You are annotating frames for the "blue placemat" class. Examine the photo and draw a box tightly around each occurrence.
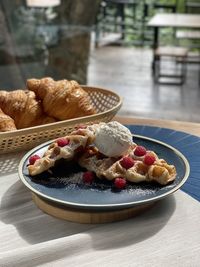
[126,125,200,202]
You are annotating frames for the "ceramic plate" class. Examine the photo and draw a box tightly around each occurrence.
[18,134,190,211]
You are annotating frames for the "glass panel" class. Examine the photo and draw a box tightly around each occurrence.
[0,0,100,89]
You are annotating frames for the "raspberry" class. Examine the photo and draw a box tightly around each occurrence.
[29,155,40,165]
[114,177,126,189]
[134,146,147,157]
[120,157,134,169]
[56,138,70,147]
[82,171,95,184]
[144,154,156,165]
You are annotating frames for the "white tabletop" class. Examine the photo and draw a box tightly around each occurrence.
[148,13,200,28]
[0,151,200,267]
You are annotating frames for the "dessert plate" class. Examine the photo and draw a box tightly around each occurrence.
[18,134,190,211]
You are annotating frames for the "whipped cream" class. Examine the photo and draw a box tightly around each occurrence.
[94,121,133,157]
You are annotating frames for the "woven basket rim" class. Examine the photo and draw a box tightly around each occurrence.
[0,85,122,138]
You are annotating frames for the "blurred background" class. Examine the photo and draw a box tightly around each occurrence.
[0,0,200,122]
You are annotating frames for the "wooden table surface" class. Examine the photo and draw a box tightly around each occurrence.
[148,13,200,28]
[115,116,200,136]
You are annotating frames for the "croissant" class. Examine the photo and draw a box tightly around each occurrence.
[0,108,17,132]
[26,77,96,120]
[0,90,56,129]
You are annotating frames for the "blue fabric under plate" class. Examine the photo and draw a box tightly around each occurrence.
[126,125,200,202]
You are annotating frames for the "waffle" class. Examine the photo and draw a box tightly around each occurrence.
[28,125,97,176]
[79,146,176,185]
[28,122,176,186]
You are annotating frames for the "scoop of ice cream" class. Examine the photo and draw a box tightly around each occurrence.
[94,121,133,157]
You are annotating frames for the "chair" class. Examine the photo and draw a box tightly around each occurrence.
[142,0,178,47]
[153,1,178,13]
[185,0,200,13]
[95,0,138,47]
[154,46,188,85]
[177,1,200,50]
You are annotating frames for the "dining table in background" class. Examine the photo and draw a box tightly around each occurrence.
[147,13,200,73]
[0,116,200,266]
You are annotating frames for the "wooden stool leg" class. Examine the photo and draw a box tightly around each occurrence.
[154,56,160,84]
[199,61,200,86]
[182,57,187,85]
[178,56,187,85]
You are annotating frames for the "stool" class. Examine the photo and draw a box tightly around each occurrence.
[154,46,188,85]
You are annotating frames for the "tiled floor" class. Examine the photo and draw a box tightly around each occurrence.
[88,46,200,122]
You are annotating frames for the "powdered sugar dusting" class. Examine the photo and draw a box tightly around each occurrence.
[54,173,82,185]
[35,171,168,197]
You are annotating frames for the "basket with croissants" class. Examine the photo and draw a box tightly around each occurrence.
[0,77,100,131]
[0,77,122,153]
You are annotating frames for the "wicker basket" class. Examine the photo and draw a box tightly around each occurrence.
[0,86,122,154]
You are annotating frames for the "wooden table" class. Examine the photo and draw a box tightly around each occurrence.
[116,116,200,136]
[147,13,200,72]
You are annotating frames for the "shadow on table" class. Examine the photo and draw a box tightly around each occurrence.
[0,181,96,244]
[1,180,176,250]
[88,195,176,250]
[0,152,25,175]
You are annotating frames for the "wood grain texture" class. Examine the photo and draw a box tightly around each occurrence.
[115,116,200,136]
[32,193,155,224]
